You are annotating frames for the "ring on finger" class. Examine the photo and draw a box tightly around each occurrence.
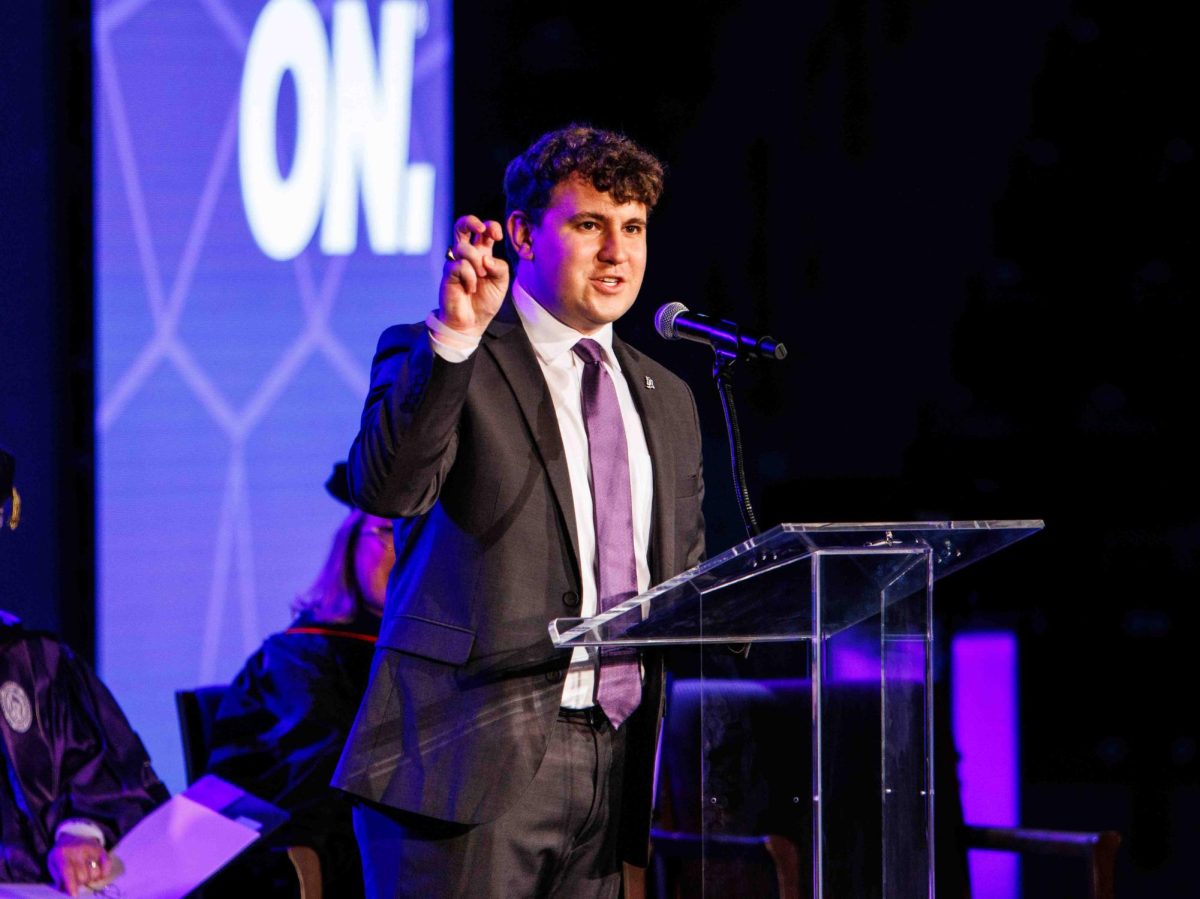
[87,859,100,872]
[445,247,457,262]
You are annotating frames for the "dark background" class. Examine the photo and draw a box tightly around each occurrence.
[3,1,1195,894]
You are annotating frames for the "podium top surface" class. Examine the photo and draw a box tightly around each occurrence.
[549,519,1043,647]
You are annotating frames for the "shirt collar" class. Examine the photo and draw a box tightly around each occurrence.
[512,278,620,371]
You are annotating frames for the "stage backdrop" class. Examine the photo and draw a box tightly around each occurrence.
[95,0,450,790]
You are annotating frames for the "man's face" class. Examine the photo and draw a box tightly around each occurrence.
[507,175,648,334]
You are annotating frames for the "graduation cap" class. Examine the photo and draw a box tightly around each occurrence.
[324,462,353,508]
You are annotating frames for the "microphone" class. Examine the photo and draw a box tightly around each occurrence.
[654,302,787,360]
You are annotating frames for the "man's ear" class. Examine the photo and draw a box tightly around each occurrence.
[506,211,534,261]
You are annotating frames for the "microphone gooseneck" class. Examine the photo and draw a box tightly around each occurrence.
[654,302,787,540]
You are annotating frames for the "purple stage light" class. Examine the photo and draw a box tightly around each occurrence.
[953,631,1020,898]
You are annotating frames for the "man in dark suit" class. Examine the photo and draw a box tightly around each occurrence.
[333,124,706,898]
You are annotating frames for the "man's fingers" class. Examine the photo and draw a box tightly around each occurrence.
[439,213,508,332]
[459,217,502,244]
[451,215,488,255]
[476,219,504,250]
[480,253,508,282]
[451,214,486,244]
[444,258,478,297]
[445,253,508,295]
[450,216,504,263]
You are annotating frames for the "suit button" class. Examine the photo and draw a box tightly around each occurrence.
[562,590,580,608]
[546,669,564,684]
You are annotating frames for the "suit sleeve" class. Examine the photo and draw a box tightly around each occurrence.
[348,325,477,518]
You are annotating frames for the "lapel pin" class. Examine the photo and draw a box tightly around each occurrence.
[644,376,656,389]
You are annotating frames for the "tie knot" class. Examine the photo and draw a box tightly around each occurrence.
[572,338,605,366]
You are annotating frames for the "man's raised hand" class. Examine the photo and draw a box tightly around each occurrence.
[438,216,510,334]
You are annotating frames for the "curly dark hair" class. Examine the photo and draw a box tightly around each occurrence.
[503,123,666,225]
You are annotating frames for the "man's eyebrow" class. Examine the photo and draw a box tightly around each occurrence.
[566,211,648,227]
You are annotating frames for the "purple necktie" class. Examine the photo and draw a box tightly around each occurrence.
[572,338,641,728]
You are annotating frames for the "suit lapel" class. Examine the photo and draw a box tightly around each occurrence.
[483,304,582,583]
[614,338,676,586]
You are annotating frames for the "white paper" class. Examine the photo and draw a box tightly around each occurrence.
[1,778,266,899]
[99,792,260,899]
[0,885,68,898]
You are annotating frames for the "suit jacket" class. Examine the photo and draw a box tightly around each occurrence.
[332,302,705,864]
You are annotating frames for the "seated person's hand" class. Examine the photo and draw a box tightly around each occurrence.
[47,833,112,896]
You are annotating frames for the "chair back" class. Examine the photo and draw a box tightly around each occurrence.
[174,685,229,784]
[658,677,813,837]
[653,677,814,899]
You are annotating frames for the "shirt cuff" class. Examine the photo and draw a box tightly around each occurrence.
[55,818,107,848]
[425,311,481,362]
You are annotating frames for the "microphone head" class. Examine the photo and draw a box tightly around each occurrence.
[654,302,688,340]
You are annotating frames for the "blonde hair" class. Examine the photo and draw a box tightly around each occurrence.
[291,509,369,623]
[2,487,19,531]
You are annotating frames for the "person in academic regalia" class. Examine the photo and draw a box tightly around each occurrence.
[202,463,392,898]
[1,444,169,896]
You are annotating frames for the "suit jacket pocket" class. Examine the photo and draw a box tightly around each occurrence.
[378,614,475,665]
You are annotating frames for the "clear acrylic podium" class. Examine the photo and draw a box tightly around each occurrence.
[550,520,1042,898]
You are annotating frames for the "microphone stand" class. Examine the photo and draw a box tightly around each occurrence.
[712,348,761,540]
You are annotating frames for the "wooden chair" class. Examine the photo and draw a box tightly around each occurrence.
[964,825,1121,899]
[646,678,1121,898]
[645,830,803,899]
[647,678,811,898]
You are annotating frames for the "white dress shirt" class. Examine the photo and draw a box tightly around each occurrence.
[425,280,653,707]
